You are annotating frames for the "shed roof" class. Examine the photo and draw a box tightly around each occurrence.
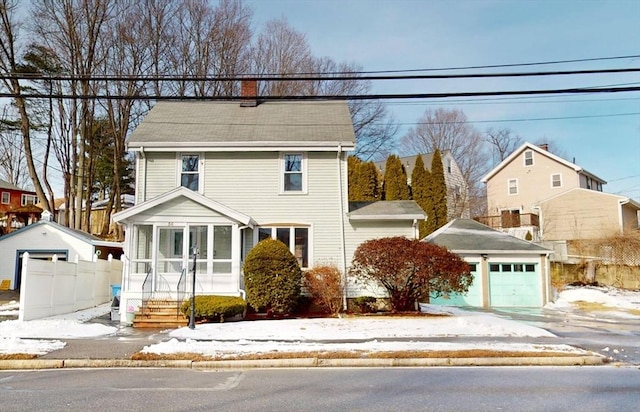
[423,218,551,254]
[0,219,122,247]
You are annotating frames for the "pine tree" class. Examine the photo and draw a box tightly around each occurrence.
[427,149,448,234]
[382,155,410,200]
[411,155,429,238]
[359,161,381,201]
[347,156,361,201]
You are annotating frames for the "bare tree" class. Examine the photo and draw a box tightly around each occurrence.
[486,128,523,167]
[401,108,489,217]
[0,0,53,212]
[0,107,30,187]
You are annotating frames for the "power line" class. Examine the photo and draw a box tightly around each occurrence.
[1,67,639,82]
[1,86,639,101]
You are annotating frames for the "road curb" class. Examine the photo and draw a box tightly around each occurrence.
[0,355,606,370]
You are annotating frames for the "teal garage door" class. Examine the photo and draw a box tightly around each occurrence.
[489,263,540,307]
[431,263,482,306]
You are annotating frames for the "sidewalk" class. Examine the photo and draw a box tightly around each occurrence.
[0,310,607,370]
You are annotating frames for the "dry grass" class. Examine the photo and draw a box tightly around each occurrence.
[572,300,640,316]
[0,353,38,360]
[127,348,579,362]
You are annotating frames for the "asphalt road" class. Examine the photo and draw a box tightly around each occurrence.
[1,366,639,411]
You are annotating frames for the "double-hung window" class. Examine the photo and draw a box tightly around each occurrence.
[524,150,534,166]
[21,194,37,206]
[281,153,306,193]
[551,173,562,188]
[508,179,518,195]
[1,192,9,204]
[180,154,200,191]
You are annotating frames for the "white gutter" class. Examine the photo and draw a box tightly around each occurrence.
[337,144,348,311]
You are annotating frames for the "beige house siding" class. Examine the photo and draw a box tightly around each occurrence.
[621,203,640,232]
[486,149,579,216]
[539,189,625,240]
[142,152,178,200]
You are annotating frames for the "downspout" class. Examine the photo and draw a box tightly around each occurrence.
[337,144,348,312]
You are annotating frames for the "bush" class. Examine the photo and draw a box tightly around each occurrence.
[243,238,302,315]
[303,264,344,314]
[180,295,246,322]
[349,236,472,312]
[351,296,377,314]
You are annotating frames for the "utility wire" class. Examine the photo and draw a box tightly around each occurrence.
[2,67,639,82]
[1,85,638,100]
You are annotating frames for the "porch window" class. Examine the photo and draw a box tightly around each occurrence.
[1,192,9,204]
[189,225,208,273]
[132,225,153,273]
[257,226,309,268]
[181,154,200,191]
[213,226,232,273]
[158,227,183,273]
[281,153,306,193]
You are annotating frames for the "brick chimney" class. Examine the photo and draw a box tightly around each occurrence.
[539,143,549,151]
[240,79,258,107]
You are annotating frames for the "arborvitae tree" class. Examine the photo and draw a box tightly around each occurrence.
[426,149,448,234]
[411,155,429,238]
[347,155,362,201]
[382,155,410,200]
[358,161,381,201]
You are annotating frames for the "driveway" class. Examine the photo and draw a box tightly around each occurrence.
[479,306,640,365]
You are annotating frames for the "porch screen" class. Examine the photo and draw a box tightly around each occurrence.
[132,225,152,273]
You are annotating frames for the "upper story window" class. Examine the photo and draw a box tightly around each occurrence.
[524,150,534,166]
[551,173,562,188]
[508,178,518,195]
[446,158,452,174]
[281,153,306,193]
[180,154,200,191]
[1,192,9,204]
[21,194,37,206]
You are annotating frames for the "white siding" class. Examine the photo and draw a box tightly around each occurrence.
[145,152,178,200]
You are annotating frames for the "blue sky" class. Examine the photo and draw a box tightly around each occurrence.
[246,0,640,201]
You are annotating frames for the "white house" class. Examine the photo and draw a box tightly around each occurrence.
[113,81,425,322]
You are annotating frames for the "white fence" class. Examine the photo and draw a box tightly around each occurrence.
[18,252,123,321]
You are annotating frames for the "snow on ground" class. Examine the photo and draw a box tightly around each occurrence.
[546,285,640,318]
[1,286,637,356]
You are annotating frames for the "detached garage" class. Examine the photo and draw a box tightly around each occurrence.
[423,219,552,307]
[0,218,122,290]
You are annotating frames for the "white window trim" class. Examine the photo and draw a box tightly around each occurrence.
[523,150,534,167]
[1,192,9,204]
[255,225,312,268]
[20,194,37,206]
[177,152,204,193]
[279,152,308,194]
[551,173,562,188]
[507,178,518,195]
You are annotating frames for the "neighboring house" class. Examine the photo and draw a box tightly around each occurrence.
[0,213,123,291]
[89,194,135,237]
[113,81,425,322]
[537,188,640,241]
[0,179,41,235]
[374,151,469,220]
[480,142,609,240]
[424,218,552,307]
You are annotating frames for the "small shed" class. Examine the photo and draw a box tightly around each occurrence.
[423,218,552,307]
[0,220,122,290]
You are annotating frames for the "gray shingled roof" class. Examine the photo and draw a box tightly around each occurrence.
[424,218,551,254]
[348,201,426,220]
[0,179,30,191]
[127,101,356,149]
[374,151,452,176]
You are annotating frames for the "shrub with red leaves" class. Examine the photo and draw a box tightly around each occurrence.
[303,264,343,315]
[349,236,472,312]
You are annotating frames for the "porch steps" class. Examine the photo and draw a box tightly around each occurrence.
[132,299,189,328]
